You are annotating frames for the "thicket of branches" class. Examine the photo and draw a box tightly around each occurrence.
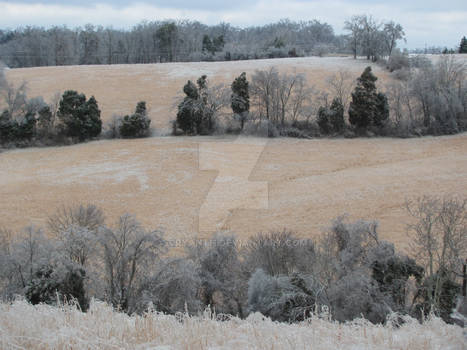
[0,197,465,325]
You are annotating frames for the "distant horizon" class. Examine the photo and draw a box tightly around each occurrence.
[1,0,466,50]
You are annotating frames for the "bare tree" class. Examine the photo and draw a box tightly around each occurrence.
[98,214,166,312]
[243,230,315,277]
[344,15,364,59]
[187,234,245,316]
[0,80,28,120]
[383,21,405,57]
[251,68,313,126]
[47,204,105,237]
[135,257,202,314]
[406,196,467,314]
[325,70,355,113]
[0,226,51,298]
[251,67,279,121]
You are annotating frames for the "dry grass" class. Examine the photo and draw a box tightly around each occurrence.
[0,300,464,350]
[0,134,466,254]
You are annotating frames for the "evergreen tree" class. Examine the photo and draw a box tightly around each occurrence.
[176,76,214,135]
[374,92,389,127]
[85,96,102,138]
[318,98,345,135]
[0,109,36,143]
[0,110,14,142]
[57,90,102,141]
[349,67,389,131]
[25,264,89,312]
[202,35,214,55]
[176,81,199,134]
[119,101,151,138]
[231,72,250,130]
[213,35,225,52]
[459,36,467,53]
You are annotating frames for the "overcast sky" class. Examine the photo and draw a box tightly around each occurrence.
[1,0,466,49]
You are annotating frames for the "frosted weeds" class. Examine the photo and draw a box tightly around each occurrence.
[0,300,464,350]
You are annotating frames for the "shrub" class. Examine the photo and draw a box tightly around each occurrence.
[25,264,89,312]
[386,50,410,73]
[317,98,345,135]
[0,109,36,144]
[247,269,321,322]
[119,101,151,138]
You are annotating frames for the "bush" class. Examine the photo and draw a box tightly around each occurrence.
[119,101,151,138]
[317,98,345,135]
[386,50,410,73]
[25,264,89,312]
[247,269,323,322]
[0,109,36,144]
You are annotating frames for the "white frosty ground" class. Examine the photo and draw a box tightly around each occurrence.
[0,300,464,350]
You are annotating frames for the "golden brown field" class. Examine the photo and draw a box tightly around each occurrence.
[2,57,466,253]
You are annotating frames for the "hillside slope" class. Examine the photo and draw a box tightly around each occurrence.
[1,134,466,252]
[5,56,391,131]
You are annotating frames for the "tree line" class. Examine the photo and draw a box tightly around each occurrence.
[0,15,409,68]
[174,55,467,138]
[0,196,465,326]
[1,54,466,148]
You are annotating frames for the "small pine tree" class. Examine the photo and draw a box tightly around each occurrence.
[0,110,14,142]
[349,67,389,131]
[202,35,214,54]
[0,109,36,143]
[374,92,389,127]
[459,36,467,53]
[317,98,345,135]
[25,264,89,312]
[85,96,102,138]
[231,72,250,130]
[177,81,198,134]
[119,101,151,138]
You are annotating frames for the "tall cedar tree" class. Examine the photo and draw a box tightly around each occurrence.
[459,36,467,53]
[231,72,250,130]
[57,90,102,141]
[349,67,389,131]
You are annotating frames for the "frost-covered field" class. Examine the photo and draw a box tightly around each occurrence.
[0,300,464,350]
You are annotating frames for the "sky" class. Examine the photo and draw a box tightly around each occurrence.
[0,0,466,49]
